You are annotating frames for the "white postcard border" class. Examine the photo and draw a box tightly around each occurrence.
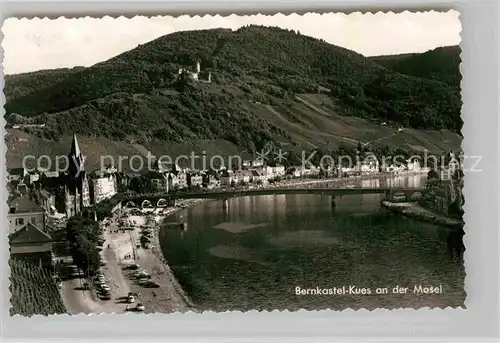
[1,1,499,342]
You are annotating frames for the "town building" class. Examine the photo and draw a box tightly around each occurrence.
[203,174,220,189]
[220,170,237,186]
[8,197,46,235]
[90,174,118,204]
[242,160,252,168]
[177,170,188,189]
[27,171,41,185]
[250,169,268,185]
[251,159,264,168]
[407,158,422,172]
[383,164,406,174]
[7,167,27,183]
[235,170,251,184]
[42,170,60,179]
[286,167,302,178]
[9,222,53,268]
[272,165,286,177]
[150,172,169,192]
[187,172,204,188]
[360,155,380,174]
[38,189,56,213]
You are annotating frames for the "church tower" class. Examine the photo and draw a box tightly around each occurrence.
[68,134,84,177]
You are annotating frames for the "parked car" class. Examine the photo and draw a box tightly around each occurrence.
[143,281,160,288]
[127,295,135,304]
[99,284,111,292]
[124,264,139,270]
[100,293,112,301]
[135,303,145,311]
[134,270,149,278]
[95,276,105,283]
[138,278,151,286]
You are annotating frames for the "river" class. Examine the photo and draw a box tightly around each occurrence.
[159,174,465,311]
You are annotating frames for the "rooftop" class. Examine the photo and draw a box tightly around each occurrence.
[8,197,45,214]
[8,168,26,176]
[9,222,52,244]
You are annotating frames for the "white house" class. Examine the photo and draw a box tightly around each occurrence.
[250,170,268,185]
[91,175,118,204]
[220,170,237,186]
[188,173,204,187]
[360,156,380,174]
[203,175,220,189]
[8,197,46,235]
[384,164,406,174]
[287,167,302,178]
[272,165,286,177]
[407,158,422,172]
[252,159,264,168]
[235,170,251,184]
[167,170,188,190]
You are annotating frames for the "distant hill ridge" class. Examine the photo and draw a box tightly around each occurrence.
[4,26,462,161]
[370,46,461,87]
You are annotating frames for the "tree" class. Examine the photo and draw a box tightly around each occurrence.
[427,169,440,180]
[65,215,102,276]
[129,175,154,194]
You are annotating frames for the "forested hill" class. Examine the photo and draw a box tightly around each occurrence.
[370,46,461,88]
[5,26,462,156]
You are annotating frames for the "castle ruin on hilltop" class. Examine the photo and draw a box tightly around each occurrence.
[177,61,212,83]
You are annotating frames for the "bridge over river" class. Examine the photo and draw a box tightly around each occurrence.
[123,187,427,209]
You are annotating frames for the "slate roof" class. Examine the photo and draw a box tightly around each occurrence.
[8,197,45,214]
[9,168,26,177]
[39,189,53,199]
[9,222,52,244]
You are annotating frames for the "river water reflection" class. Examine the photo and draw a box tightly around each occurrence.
[159,174,465,311]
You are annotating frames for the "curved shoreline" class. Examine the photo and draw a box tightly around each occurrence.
[150,222,197,311]
[150,199,207,311]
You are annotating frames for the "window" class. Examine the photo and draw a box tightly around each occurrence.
[15,218,24,226]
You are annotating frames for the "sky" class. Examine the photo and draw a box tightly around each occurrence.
[2,10,461,75]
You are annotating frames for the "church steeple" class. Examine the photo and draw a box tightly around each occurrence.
[68,134,84,177]
[69,134,81,158]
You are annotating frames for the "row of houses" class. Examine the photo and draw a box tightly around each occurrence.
[148,163,287,192]
[145,157,432,193]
